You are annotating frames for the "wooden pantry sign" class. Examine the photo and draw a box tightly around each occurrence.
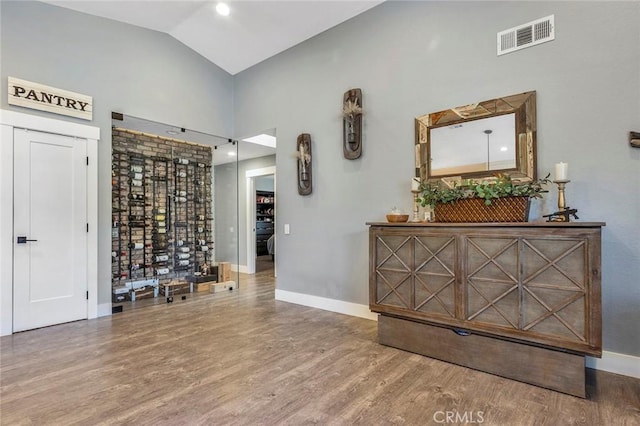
[8,77,93,121]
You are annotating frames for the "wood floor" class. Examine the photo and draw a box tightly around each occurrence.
[1,271,639,425]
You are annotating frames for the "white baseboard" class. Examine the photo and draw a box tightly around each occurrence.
[97,303,112,317]
[274,289,378,321]
[232,264,250,274]
[274,289,639,379]
[587,351,640,379]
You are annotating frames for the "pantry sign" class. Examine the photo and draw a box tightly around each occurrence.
[8,77,93,121]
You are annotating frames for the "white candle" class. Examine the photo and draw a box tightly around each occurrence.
[411,177,420,192]
[555,162,568,181]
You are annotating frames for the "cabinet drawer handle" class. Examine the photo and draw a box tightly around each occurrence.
[453,328,471,336]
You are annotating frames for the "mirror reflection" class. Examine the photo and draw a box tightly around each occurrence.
[430,113,516,176]
[415,91,537,183]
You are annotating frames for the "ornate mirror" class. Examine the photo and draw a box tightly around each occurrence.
[415,91,536,183]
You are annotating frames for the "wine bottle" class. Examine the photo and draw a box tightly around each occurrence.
[128,172,143,180]
[155,214,165,221]
[176,170,187,178]
[197,246,209,252]
[178,260,190,266]
[174,158,189,165]
[130,165,143,173]
[128,242,143,249]
[175,196,187,203]
[175,190,186,197]
[156,267,169,275]
[179,247,190,253]
[130,179,143,187]
[177,253,190,260]
[156,221,166,228]
[155,254,169,262]
[176,239,184,247]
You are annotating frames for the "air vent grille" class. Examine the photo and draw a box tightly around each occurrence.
[498,15,555,56]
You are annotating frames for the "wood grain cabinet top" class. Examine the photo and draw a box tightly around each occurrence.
[368,222,605,357]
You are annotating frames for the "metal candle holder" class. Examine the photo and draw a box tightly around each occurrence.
[544,180,579,222]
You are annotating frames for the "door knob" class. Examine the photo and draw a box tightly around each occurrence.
[17,236,38,244]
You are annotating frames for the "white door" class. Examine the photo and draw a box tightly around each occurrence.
[13,128,88,332]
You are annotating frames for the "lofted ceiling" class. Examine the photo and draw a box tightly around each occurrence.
[39,0,383,164]
[40,0,385,75]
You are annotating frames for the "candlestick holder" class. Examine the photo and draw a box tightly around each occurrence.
[543,180,579,222]
[411,190,421,222]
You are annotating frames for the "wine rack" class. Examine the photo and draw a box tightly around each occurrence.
[111,131,214,303]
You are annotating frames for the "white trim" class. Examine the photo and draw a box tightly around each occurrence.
[98,303,112,317]
[231,263,250,274]
[0,109,99,139]
[87,138,98,319]
[0,124,15,336]
[275,289,379,321]
[0,109,100,335]
[245,166,276,275]
[587,351,640,379]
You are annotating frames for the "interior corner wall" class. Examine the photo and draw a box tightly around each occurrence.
[0,1,234,306]
[233,1,640,357]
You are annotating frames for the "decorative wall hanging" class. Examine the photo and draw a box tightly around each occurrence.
[296,133,312,195]
[342,88,363,160]
[630,131,640,148]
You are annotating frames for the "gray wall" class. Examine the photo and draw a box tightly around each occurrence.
[0,1,234,304]
[256,175,275,192]
[214,155,276,267]
[233,1,640,356]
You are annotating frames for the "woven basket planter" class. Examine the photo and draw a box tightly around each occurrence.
[434,196,531,223]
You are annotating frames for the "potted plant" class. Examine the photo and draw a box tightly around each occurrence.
[418,173,551,222]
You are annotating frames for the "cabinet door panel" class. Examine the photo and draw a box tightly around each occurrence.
[464,236,520,329]
[374,234,412,309]
[414,235,456,318]
[521,237,587,343]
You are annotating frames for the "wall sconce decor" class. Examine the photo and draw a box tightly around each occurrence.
[342,88,363,160]
[630,131,640,148]
[296,133,312,195]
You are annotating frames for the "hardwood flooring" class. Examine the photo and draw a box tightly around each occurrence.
[1,271,639,425]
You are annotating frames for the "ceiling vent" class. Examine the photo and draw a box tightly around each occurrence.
[497,15,555,56]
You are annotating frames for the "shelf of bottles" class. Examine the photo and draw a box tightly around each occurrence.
[111,151,127,283]
[152,157,170,277]
[173,158,192,274]
[112,150,214,293]
[194,162,213,270]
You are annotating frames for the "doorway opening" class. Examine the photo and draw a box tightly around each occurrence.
[246,166,276,276]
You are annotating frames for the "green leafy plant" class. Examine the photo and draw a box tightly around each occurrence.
[418,173,551,208]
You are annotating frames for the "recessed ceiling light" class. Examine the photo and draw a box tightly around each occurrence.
[167,130,179,135]
[243,134,276,148]
[500,146,508,152]
[227,151,236,156]
[216,2,230,16]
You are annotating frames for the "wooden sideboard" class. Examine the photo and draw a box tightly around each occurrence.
[368,222,605,398]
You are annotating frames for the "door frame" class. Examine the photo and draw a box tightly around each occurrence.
[0,110,99,336]
[245,166,276,275]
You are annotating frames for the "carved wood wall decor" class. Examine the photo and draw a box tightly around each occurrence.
[296,133,312,195]
[630,131,640,148]
[342,88,363,160]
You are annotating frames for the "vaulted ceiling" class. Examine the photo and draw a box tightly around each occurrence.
[40,0,385,75]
